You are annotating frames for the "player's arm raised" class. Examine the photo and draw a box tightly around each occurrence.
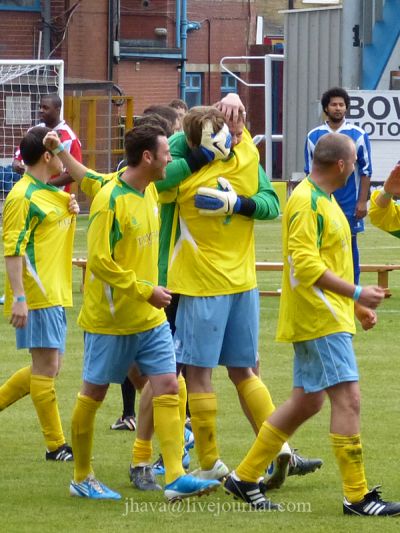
[43,131,88,185]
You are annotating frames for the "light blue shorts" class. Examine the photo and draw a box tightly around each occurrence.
[174,289,259,368]
[293,333,359,393]
[82,321,176,385]
[16,306,67,353]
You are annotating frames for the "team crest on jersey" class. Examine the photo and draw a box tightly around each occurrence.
[130,216,140,228]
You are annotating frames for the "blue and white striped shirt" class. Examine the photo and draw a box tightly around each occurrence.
[304,120,372,233]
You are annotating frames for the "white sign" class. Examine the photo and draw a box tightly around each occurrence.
[347,90,400,140]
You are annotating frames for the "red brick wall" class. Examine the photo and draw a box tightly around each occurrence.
[116,61,180,114]
[120,0,178,47]
[0,0,256,115]
[65,0,108,80]
[0,11,41,58]
[116,0,255,111]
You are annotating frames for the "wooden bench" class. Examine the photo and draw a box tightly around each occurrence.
[256,261,400,297]
[73,258,400,297]
[72,258,87,291]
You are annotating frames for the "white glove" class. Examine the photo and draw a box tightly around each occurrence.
[195,177,239,216]
[199,122,232,162]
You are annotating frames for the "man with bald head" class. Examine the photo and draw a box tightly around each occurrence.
[224,133,400,516]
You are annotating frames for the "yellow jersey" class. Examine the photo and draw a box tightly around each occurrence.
[276,178,355,342]
[77,176,165,335]
[162,129,260,296]
[2,173,75,313]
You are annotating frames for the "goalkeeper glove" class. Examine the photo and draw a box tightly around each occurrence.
[199,122,232,162]
[195,177,241,216]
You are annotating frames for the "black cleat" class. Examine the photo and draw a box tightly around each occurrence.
[46,443,73,462]
[225,472,282,511]
[288,449,323,477]
[129,465,162,491]
[110,415,136,431]
[343,486,400,517]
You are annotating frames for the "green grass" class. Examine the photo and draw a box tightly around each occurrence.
[1,215,400,532]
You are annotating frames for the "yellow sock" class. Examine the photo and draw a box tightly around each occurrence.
[236,376,276,431]
[71,393,102,482]
[0,366,31,410]
[188,392,218,470]
[132,438,153,466]
[236,421,289,482]
[30,374,65,451]
[177,374,187,450]
[330,432,368,503]
[153,394,184,484]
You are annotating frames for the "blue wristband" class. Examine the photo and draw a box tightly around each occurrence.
[13,295,26,303]
[352,285,363,301]
[52,143,65,156]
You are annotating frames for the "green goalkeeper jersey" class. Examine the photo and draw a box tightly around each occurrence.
[2,173,75,314]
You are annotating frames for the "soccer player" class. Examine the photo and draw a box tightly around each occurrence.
[304,87,372,284]
[12,94,82,192]
[224,133,400,516]
[143,105,181,135]
[1,126,79,461]
[43,125,220,501]
[168,99,188,131]
[156,105,283,497]
[110,111,185,433]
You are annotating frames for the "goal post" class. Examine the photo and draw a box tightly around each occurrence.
[0,59,64,207]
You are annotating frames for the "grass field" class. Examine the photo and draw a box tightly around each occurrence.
[1,214,400,532]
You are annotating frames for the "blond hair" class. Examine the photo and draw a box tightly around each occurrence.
[183,106,226,147]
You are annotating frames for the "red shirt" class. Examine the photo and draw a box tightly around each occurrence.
[15,120,82,193]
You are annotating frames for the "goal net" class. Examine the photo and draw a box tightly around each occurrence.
[0,60,64,207]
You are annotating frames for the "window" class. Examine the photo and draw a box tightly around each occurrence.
[221,73,238,97]
[0,1,41,11]
[185,74,202,108]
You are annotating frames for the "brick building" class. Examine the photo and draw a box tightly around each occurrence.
[1,0,328,177]
[0,1,260,111]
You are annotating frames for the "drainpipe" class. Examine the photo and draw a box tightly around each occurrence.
[176,0,181,48]
[180,0,187,100]
[42,1,51,58]
[108,0,114,81]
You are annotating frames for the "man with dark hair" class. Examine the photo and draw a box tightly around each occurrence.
[225,133,400,516]
[304,87,372,285]
[168,99,188,131]
[44,126,220,501]
[143,105,180,134]
[320,87,350,111]
[12,93,82,192]
[1,126,79,462]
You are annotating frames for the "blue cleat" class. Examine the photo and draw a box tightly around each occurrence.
[153,451,191,476]
[152,454,165,476]
[164,474,220,501]
[184,426,195,451]
[182,449,191,470]
[70,475,121,500]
